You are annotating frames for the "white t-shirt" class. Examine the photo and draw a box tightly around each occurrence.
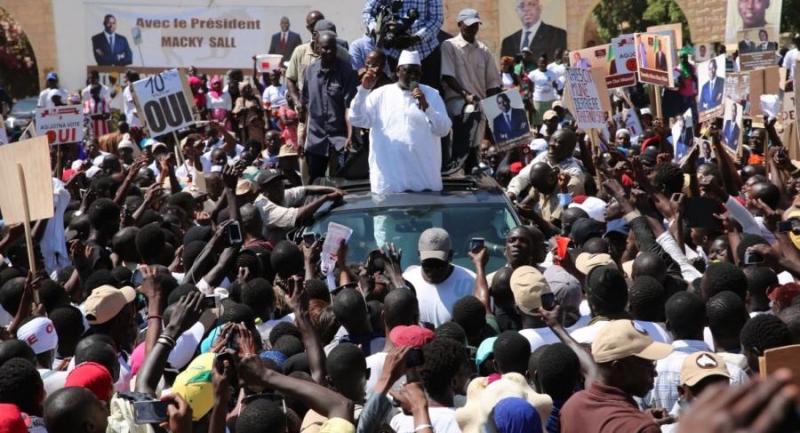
[519,327,561,352]
[391,407,461,433]
[547,62,567,90]
[570,320,672,345]
[37,88,68,108]
[123,85,141,127]
[402,264,477,327]
[527,69,557,102]
[262,84,288,108]
[782,48,798,82]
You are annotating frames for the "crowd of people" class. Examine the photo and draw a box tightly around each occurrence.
[2,1,800,433]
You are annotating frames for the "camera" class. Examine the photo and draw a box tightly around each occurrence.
[375,0,419,50]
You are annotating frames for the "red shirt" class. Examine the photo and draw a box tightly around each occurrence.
[560,382,661,433]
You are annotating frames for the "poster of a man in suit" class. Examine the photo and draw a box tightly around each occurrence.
[91,14,133,66]
[697,55,726,117]
[722,99,743,153]
[499,0,567,60]
[268,17,302,62]
[725,0,783,43]
[482,90,531,146]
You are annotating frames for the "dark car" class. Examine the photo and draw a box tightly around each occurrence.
[4,96,38,141]
[300,175,522,272]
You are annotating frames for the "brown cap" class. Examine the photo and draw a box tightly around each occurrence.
[591,320,673,363]
[575,252,616,275]
[83,285,136,325]
[680,352,730,386]
[510,266,551,315]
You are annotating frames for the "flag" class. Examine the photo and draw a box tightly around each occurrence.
[607,43,617,75]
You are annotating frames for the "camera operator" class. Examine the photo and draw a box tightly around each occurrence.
[362,0,444,89]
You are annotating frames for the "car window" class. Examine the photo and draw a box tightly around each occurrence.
[310,203,518,272]
[12,98,37,114]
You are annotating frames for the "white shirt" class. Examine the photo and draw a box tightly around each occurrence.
[41,178,71,274]
[391,407,461,433]
[37,88,68,108]
[519,327,561,352]
[262,84,288,107]
[527,69,557,102]
[348,84,452,194]
[206,91,232,111]
[402,264,476,327]
[782,48,798,82]
[547,62,567,90]
[570,319,672,345]
[646,339,748,410]
[81,84,111,103]
[123,85,141,127]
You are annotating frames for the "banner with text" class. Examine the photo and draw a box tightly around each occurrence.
[85,6,270,70]
[34,106,85,146]
[566,68,605,130]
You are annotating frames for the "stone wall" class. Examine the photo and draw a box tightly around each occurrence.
[0,0,57,88]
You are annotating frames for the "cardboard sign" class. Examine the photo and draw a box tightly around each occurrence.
[796,60,800,139]
[481,89,532,151]
[634,32,675,88]
[255,54,283,73]
[697,55,727,122]
[759,344,800,389]
[749,66,781,117]
[738,26,779,71]
[132,68,194,137]
[569,45,609,70]
[34,106,84,146]
[647,23,683,48]
[607,35,638,89]
[725,73,750,106]
[566,68,605,130]
[0,136,54,225]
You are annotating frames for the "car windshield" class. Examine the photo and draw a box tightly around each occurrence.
[11,98,37,115]
[309,203,518,272]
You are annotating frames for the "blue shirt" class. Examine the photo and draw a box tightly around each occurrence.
[362,0,444,60]
[301,57,358,156]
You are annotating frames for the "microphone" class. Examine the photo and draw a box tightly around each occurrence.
[409,80,422,109]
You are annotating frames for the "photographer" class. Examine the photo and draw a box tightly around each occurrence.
[362,0,444,88]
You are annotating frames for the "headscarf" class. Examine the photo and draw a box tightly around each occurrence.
[678,45,695,78]
[491,397,542,433]
[209,76,223,98]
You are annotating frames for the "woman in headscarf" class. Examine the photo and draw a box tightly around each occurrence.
[232,81,266,146]
[205,75,232,130]
[188,75,207,119]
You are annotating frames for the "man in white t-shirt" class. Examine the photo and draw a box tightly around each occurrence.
[782,35,799,88]
[402,228,476,327]
[37,72,68,108]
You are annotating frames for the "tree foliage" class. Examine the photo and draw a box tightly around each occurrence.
[592,0,690,44]
[783,0,800,36]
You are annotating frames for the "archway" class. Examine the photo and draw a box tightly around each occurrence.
[565,0,728,50]
[0,7,39,98]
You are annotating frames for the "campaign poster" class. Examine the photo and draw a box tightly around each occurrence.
[737,26,779,71]
[569,45,609,70]
[694,42,715,62]
[481,89,532,151]
[34,106,85,146]
[498,0,567,61]
[607,34,638,89]
[697,55,727,122]
[647,23,683,48]
[131,69,195,136]
[634,32,675,88]
[725,0,783,43]
[722,98,744,154]
[566,68,606,130]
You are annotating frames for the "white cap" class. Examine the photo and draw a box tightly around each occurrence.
[398,50,421,67]
[17,317,58,354]
[529,138,547,153]
[615,128,631,138]
[568,196,607,222]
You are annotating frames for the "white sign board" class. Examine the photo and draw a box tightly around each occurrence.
[255,54,283,73]
[34,106,85,146]
[566,68,606,130]
[132,68,194,136]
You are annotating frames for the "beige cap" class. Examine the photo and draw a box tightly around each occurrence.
[235,179,255,196]
[510,266,551,315]
[680,352,730,387]
[543,110,558,121]
[83,285,137,325]
[575,252,616,275]
[591,320,673,363]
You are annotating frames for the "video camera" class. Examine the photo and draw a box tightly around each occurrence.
[374,0,419,50]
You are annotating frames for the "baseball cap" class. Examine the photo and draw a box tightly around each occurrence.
[235,179,255,196]
[172,353,216,421]
[278,144,298,158]
[313,19,337,34]
[509,266,551,315]
[65,361,114,402]
[568,196,607,222]
[0,403,26,433]
[543,110,558,121]
[569,218,605,247]
[151,141,169,154]
[574,252,616,276]
[389,325,435,348]
[529,138,547,153]
[680,352,730,387]
[605,218,630,237]
[475,336,498,366]
[458,9,482,26]
[254,168,285,186]
[591,320,673,363]
[83,285,136,325]
[46,72,58,81]
[418,228,451,261]
[16,317,58,354]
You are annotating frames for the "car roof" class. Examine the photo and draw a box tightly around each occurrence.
[317,174,511,213]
